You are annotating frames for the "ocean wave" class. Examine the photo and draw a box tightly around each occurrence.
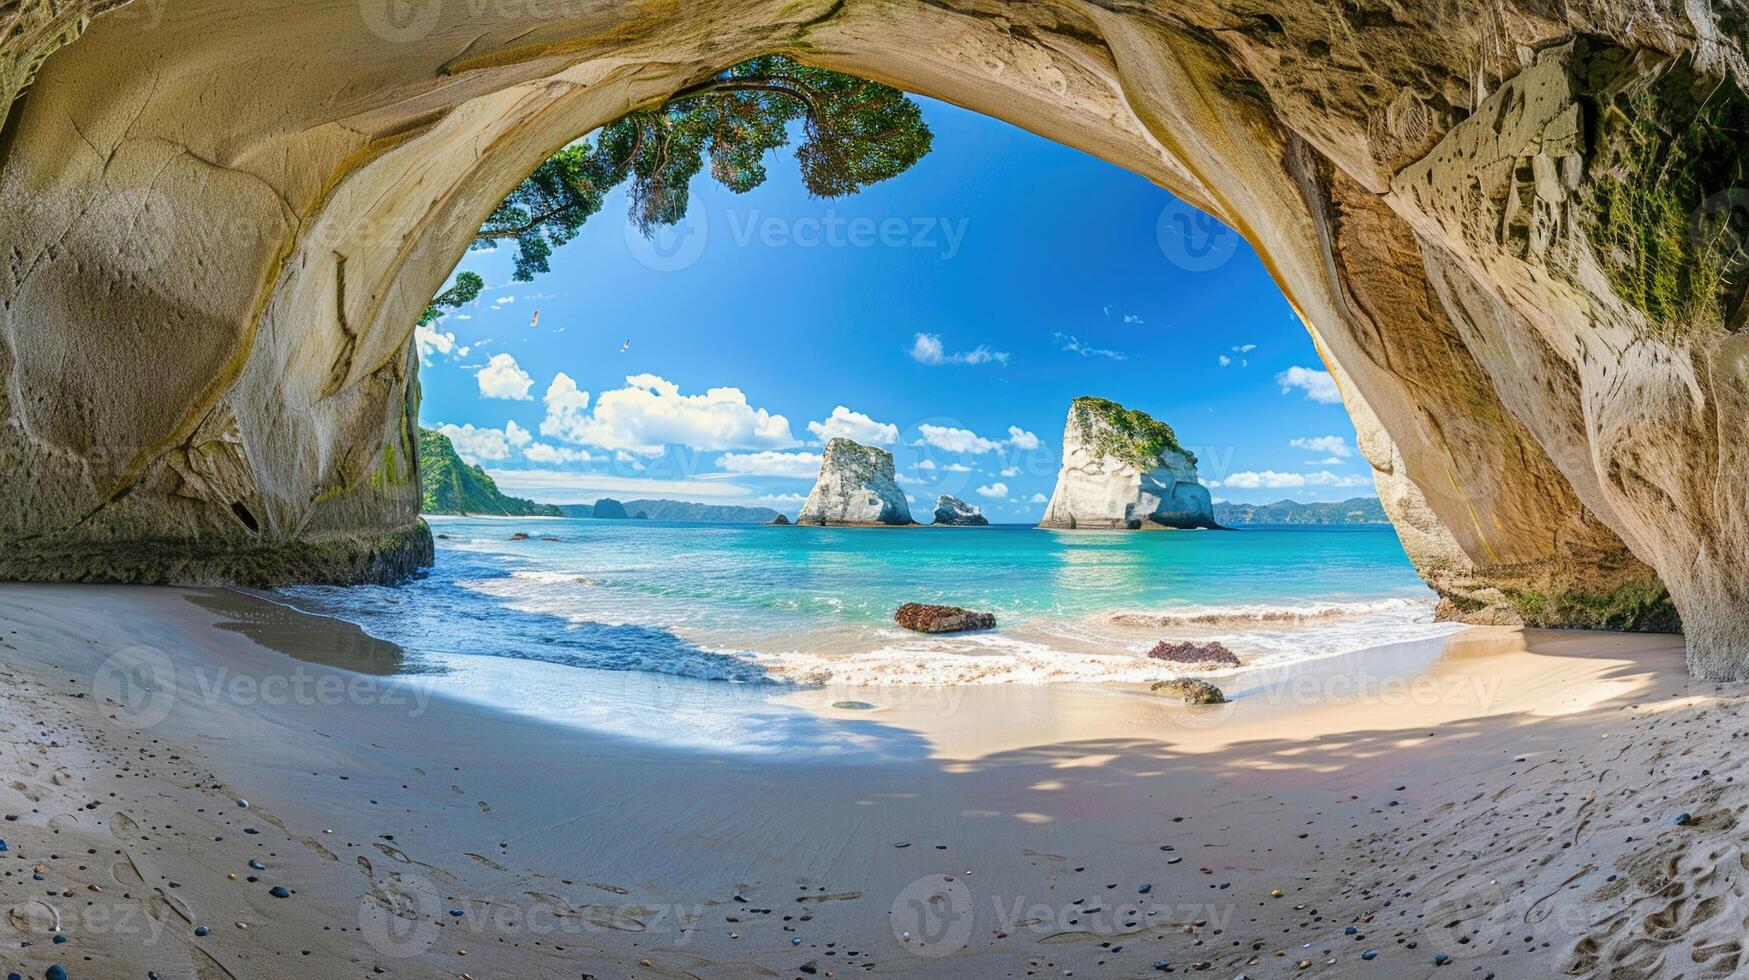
[1110,596,1436,629]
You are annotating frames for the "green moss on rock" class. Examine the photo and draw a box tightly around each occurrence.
[1070,396,1195,468]
[1501,581,1681,633]
[1583,50,1749,335]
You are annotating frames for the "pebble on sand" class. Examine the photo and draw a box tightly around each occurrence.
[269,886,291,898]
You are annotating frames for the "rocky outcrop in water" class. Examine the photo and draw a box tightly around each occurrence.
[796,439,914,526]
[894,603,996,634]
[1146,640,1242,668]
[932,495,988,526]
[1039,399,1216,530]
[0,2,1742,671]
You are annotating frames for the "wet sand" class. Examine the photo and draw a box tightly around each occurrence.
[0,582,1728,979]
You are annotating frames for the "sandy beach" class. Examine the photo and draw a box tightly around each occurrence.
[0,582,1728,979]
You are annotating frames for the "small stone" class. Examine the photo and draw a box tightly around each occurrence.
[1675,812,1693,826]
[269,886,291,898]
[1361,949,1378,960]
[194,926,209,937]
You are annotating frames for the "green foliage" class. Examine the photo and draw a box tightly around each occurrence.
[475,55,933,280]
[418,271,483,327]
[1585,56,1749,335]
[418,428,562,517]
[1071,396,1195,468]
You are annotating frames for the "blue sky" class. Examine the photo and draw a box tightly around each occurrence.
[415,96,1371,520]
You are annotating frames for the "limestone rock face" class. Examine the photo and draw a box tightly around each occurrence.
[796,439,913,526]
[0,0,1743,671]
[1039,399,1216,530]
[932,495,988,526]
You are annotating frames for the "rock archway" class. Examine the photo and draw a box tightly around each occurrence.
[1,0,1743,674]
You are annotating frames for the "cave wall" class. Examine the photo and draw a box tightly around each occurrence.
[0,0,1743,672]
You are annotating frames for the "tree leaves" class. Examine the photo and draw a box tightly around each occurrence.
[472,56,933,281]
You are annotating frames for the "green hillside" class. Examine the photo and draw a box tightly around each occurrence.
[1213,497,1388,525]
[419,428,562,517]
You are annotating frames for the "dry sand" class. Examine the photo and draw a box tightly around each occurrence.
[0,583,1731,979]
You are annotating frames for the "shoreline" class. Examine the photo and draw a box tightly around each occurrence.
[0,581,1729,979]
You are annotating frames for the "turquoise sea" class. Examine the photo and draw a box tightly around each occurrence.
[280,517,1461,689]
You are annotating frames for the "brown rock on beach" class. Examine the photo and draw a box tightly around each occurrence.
[893,603,996,634]
[1147,640,1242,668]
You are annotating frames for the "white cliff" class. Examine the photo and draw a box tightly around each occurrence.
[1039,398,1215,530]
[796,439,914,526]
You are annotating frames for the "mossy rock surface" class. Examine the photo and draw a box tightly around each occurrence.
[1070,396,1195,468]
[1150,678,1227,705]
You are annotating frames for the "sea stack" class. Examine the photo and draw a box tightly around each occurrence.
[1038,397,1216,530]
[796,439,915,526]
[932,495,989,526]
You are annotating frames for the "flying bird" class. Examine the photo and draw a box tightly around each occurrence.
[529,309,540,328]
[619,339,631,353]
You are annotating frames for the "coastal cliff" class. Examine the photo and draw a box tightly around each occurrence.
[796,439,914,526]
[1039,398,1216,530]
[933,495,988,526]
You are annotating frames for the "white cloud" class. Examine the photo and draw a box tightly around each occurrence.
[492,295,515,305]
[538,373,796,454]
[976,482,1009,499]
[1028,492,1049,504]
[1310,456,1346,465]
[909,332,1010,366]
[540,373,591,442]
[915,459,937,471]
[918,424,999,454]
[1123,313,1144,324]
[1276,366,1342,404]
[1289,435,1352,458]
[717,450,823,478]
[1006,426,1041,450]
[1052,333,1127,360]
[477,353,535,400]
[436,422,514,463]
[942,462,973,473]
[755,492,808,507]
[504,420,533,448]
[1217,470,1371,489]
[1218,355,1232,367]
[807,406,898,445]
[999,466,1021,478]
[415,322,457,363]
[1233,343,1257,353]
[522,442,594,464]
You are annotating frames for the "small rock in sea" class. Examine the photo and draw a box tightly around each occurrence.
[767,514,792,526]
[832,701,875,711]
[269,886,291,898]
[1145,640,1241,668]
[1149,679,1227,705]
[893,603,996,634]
[1675,812,1693,825]
[509,532,531,541]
